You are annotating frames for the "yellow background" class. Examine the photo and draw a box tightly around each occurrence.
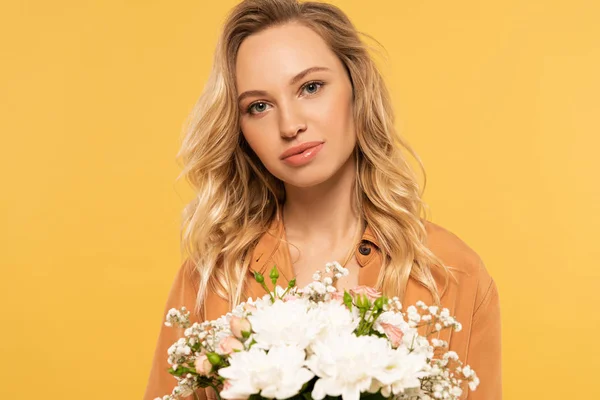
[1,0,598,398]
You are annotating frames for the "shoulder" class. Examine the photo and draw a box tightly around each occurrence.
[423,220,496,309]
[423,220,484,276]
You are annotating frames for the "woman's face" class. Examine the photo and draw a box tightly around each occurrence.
[236,22,356,188]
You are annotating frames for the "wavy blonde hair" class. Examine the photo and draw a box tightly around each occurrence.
[176,0,450,316]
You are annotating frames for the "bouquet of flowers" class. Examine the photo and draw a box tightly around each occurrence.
[156,262,479,400]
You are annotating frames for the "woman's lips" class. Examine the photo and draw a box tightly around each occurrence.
[281,142,324,167]
[279,141,325,159]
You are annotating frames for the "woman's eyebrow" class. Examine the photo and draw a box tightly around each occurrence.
[237,66,331,105]
[289,66,330,85]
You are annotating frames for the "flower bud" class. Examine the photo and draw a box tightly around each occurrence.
[206,352,222,366]
[194,354,212,376]
[374,296,387,310]
[269,265,279,285]
[356,293,370,309]
[254,271,264,283]
[229,316,252,339]
[218,336,245,355]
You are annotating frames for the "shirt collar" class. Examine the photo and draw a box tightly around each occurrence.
[249,213,381,280]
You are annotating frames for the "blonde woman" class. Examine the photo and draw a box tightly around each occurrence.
[144,0,501,399]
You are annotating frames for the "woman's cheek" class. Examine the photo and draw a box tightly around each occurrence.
[243,127,280,171]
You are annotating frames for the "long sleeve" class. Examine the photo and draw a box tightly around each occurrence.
[143,259,207,400]
[464,277,502,399]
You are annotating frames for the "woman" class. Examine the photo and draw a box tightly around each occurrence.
[144,0,501,399]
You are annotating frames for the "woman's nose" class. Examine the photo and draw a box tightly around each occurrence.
[279,105,307,139]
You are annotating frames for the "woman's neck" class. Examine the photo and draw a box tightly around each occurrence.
[281,155,361,247]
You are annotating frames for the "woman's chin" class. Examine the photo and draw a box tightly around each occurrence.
[280,170,333,189]
[278,158,354,189]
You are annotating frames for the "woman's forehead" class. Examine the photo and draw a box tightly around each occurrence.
[235,23,342,92]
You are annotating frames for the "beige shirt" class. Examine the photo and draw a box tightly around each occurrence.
[143,219,502,400]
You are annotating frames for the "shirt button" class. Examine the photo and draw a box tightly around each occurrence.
[358,242,371,256]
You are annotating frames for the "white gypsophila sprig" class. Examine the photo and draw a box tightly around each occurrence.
[170,375,196,399]
[418,351,480,399]
[166,313,234,371]
[386,296,403,313]
[165,307,191,329]
[405,304,462,336]
[300,261,349,302]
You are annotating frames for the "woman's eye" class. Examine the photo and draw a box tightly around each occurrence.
[246,82,324,116]
[302,81,323,95]
[248,102,270,115]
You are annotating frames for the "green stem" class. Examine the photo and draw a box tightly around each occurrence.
[258,280,275,303]
[208,383,222,400]
[410,331,417,350]
[363,309,383,334]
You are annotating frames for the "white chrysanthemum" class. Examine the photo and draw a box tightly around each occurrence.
[310,301,359,341]
[306,332,393,400]
[372,345,429,396]
[219,345,314,400]
[248,298,318,350]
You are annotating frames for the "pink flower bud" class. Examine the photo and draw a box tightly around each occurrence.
[349,285,382,301]
[380,322,404,348]
[229,316,252,339]
[194,354,212,376]
[218,336,245,355]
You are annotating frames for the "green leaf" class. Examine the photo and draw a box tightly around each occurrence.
[343,290,353,309]
[168,365,194,377]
